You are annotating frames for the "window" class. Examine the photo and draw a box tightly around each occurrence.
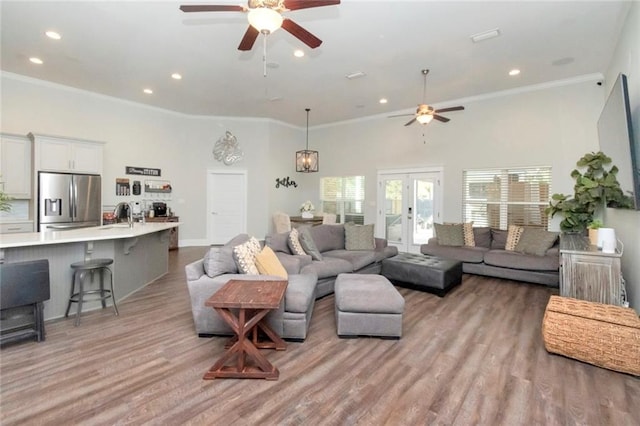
[463,167,551,230]
[320,176,365,224]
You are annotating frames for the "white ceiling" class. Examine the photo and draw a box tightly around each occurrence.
[0,1,632,127]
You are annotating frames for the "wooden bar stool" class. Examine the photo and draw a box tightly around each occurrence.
[65,258,118,326]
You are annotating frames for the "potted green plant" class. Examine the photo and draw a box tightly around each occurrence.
[0,180,12,213]
[546,151,633,233]
[587,219,603,245]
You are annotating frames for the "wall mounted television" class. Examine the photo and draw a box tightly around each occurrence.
[597,73,639,210]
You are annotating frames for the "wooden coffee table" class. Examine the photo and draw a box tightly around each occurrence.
[203,279,287,380]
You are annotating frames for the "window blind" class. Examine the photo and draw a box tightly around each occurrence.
[462,167,551,229]
[320,176,365,224]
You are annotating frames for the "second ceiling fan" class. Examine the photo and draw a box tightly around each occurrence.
[180,0,340,51]
[390,69,464,126]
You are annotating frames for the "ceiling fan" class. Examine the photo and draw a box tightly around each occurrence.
[180,0,340,51]
[389,69,464,126]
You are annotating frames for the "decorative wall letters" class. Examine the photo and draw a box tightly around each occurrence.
[275,177,298,188]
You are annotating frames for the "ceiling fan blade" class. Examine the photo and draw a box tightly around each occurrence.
[432,114,451,123]
[434,106,464,113]
[281,18,322,48]
[388,113,414,118]
[238,25,259,51]
[180,5,245,13]
[284,0,340,11]
[404,118,417,126]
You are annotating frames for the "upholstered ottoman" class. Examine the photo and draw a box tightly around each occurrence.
[381,252,462,296]
[334,273,404,338]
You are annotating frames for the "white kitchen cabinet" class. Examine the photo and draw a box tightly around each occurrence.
[30,133,104,175]
[0,133,32,199]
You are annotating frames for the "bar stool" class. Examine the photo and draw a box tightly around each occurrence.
[65,258,118,326]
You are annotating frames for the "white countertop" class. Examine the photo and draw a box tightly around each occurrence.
[0,222,180,249]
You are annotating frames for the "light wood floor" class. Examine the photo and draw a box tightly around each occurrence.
[1,247,638,425]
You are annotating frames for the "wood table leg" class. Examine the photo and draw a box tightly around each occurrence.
[203,307,282,380]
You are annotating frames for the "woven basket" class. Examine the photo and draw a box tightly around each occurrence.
[542,295,640,376]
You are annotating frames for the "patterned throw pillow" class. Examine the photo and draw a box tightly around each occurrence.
[287,228,306,256]
[462,222,475,247]
[254,246,288,279]
[344,223,375,250]
[434,223,464,246]
[232,236,261,275]
[505,225,524,251]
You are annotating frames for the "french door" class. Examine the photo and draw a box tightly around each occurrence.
[377,169,442,253]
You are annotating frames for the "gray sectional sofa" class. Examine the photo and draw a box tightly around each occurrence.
[266,224,398,298]
[420,227,559,286]
[185,225,398,341]
[185,234,318,340]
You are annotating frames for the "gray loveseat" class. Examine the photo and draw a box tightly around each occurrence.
[420,227,559,287]
[185,234,318,341]
[265,224,399,298]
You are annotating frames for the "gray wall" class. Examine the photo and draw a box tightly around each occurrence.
[602,1,640,310]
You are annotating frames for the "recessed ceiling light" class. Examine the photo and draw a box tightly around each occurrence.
[45,31,61,40]
[29,57,43,65]
[143,88,153,94]
[379,98,388,104]
[470,28,501,43]
[509,69,521,76]
[293,49,304,58]
[171,73,182,80]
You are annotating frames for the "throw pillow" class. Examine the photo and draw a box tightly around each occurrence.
[288,228,306,256]
[298,227,323,261]
[265,231,291,254]
[434,223,464,246]
[462,222,475,247]
[203,246,238,277]
[505,225,524,251]
[232,236,261,275]
[254,246,288,279]
[344,223,375,250]
[515,228,559,256]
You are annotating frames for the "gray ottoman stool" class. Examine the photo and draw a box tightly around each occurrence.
[382,252,462,297]
[334,273,405,339]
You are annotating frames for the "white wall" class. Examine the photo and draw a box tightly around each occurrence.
[0,72,303,243]
[311,79,604,229]
[602,1,640,310]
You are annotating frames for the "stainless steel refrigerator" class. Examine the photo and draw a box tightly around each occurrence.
[38,172,102,232]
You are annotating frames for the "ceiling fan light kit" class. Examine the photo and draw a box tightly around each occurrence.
[296,108,319,173]
[248,7,283,33]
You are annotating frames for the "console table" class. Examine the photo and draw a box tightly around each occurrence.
[559,233,624,306]
[290,216,323,227]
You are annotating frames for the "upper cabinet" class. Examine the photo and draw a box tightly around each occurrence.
[0,133,32,199]
[30,133,104,175]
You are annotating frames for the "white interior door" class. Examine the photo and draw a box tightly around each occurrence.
[377,169,442,253]
[207,170,247,245]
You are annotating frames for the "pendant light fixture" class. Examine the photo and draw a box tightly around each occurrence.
[296,108,319,173]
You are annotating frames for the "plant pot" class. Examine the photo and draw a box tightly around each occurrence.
[301,211,313,219]
[588,228,599,246]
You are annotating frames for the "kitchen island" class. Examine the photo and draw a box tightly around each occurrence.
[0,222,180,321]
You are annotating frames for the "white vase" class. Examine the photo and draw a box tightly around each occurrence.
[301,211,313,219]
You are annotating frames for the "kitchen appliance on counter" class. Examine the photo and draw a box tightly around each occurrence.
[152,202,167,217]
[38,172,102,232]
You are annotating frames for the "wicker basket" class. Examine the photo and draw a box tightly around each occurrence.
[542,295,640,376]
